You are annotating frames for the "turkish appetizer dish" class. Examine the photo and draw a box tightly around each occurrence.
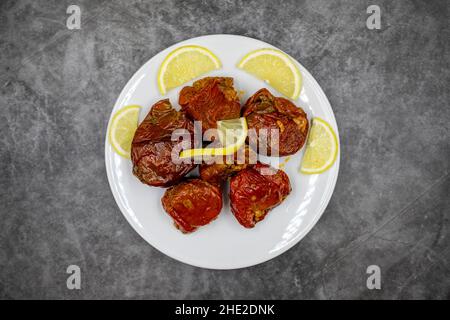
[108,45,338,233]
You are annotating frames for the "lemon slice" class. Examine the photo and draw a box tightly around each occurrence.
[158,45,221,95]
[179,117,247,158]
[300,118,338,174]
[108,105,141,159]
[237,48,302,99]
[217,117,248,146]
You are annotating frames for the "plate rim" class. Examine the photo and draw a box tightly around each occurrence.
[104,34,340,270]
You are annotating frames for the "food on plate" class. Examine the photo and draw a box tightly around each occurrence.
[200,145,257,185]
[179,77,241,133]
[237,48,302,99]
[230,162,291,228]
[131,99,195,187]
[243,88,309,156]
[108,105,141,159]
[216,117,248,152]
[300,117,338,174]
[108,33,339,241]
[179,117,248,159]
[158,45,221,95]
[161,179,223,233]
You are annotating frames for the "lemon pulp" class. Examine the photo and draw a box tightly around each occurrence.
[238,48,302,99]
[158,45,221,95]
[108,105,141,159]
[179,117,248,158]
[300,118,338,174]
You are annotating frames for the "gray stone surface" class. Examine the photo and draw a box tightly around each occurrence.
[0,0,449,299]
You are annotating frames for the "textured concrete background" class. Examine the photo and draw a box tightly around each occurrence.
[0,0,449,299]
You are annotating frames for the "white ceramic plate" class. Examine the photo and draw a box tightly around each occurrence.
[105,35,340,269]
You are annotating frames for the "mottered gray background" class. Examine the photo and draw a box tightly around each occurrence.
[0,0,449,299]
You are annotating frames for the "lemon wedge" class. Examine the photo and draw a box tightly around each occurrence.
[158,45,221,95]
[108,105,141,159]
[300,118,338,174]
[237,48,302,99]
[179,117,247,158]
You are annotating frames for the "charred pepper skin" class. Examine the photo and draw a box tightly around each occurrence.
[131,99,196,187]
[243,88,309,156]
[179,77,241,133]
[161,179,223,233]
[230,162,291,228]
